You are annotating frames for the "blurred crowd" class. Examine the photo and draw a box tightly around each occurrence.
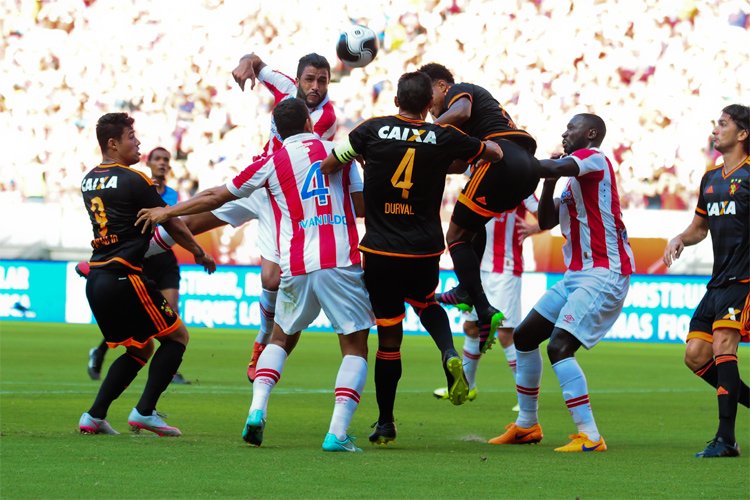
[2,0,748,215]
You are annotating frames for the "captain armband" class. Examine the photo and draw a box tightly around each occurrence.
[333,138,358,164]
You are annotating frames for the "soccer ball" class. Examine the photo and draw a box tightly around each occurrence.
[336,24,378,68]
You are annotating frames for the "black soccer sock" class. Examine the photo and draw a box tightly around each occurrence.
[416,303,456,356]
[694,359,750,408]
[374,346,401,425]
[135,340,186,416]
[715,354,740,443]
[470,226,487,259]
[448,240,492,316]
[93,340,109,370]
[88,353,145,419]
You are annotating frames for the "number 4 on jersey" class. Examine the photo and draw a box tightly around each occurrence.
[391,147,415,199]
[301,160,330,205]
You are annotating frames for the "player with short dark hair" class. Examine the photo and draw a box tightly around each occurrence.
[418,62,542,352]
[145,52,340,383]
[664,103,749,458]
[490,113,634,452]
[78,113,215,437]
[321,71,503,444]
[84,147,190,385]
[136,99,372,452]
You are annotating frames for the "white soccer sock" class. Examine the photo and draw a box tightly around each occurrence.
[249,343,287,416]
[503,344,517,376]
[328,354,367,441]
[462,336,481,389]
[552,357,600,442]
[144,226,174,258]
[515,348,543,428]
[257,288,277,344]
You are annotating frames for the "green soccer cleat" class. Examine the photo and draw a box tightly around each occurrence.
[322,433,362,452]
[242,409,265,447]
[432,386,477,401]
[443,353,469,405]
[478,308,505,353]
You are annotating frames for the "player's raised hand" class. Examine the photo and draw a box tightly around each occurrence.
[136,207,170,234]
[663,236,684,268]
[232,55,257,91]
[195,252,216,274]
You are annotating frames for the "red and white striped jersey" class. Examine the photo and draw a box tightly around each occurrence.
[558,148,635,275]
[256,66,337,159]
[227,133,361,276]
[480,195,538,276]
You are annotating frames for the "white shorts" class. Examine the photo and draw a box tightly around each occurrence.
[463,271,522,328]
[533,268,629,349]
[276,264,375,335]
[212,190,279,263]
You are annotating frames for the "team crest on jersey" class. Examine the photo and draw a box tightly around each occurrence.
[560,188,574,205]
[728,178,741,196]
[161,303,176,318]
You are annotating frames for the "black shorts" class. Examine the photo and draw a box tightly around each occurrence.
[142,250,180,290]
[687,282,750,343]
[452,139,541,233]
[362,252,440,326]
[86,268,182,348]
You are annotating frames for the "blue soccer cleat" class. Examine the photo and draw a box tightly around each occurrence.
[322,433,362,452]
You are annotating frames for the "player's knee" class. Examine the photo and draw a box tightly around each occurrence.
[546,331,579,364]
[260,263,281,290]
[127,340,154,362]
[166,325,189,347]
[684,338,713,371]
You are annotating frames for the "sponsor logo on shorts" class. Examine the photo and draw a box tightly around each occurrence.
[563,314,575,323]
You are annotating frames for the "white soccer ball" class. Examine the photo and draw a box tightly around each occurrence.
[336,24,379,68]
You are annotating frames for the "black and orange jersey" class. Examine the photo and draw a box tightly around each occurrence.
[444,82,537,154]
[695,156,749,288]
[348,114,485,257]
[81,163,166,273]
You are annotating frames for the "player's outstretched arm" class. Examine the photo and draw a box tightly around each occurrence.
[434,96,471,127]
[136,186,238,234]
[232,53,267,91]
[537,178,560,230]
[537,156,579,178]
[160,217,216,274]
[663,215,708,268]
[322,138,359,175]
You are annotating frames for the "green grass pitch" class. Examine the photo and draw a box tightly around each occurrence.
[1,321,748,498]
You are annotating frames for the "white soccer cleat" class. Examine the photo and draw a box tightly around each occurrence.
[128,408,182,437]
[79,412,119,435]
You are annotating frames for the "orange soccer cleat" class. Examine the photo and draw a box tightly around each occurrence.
[488,422,543,445]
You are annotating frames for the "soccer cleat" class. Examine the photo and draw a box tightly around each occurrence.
[443,354,469,405]
[554,432,607,452]
[488,422,543,445]
[87,347,103,381]
[368,421,397,445]
[477,307,505,353]
[435,285,474,312]
[79,412,119,435]
[74,261,90,278]
[171,372,191,385]
[433,386,477,402]
[247,342,266,383]
[242,409,265,446]
[695,437,741,458]
[128,408,182,437]
[322,433,362,452]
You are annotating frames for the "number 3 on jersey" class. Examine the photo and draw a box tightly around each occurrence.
[301,160,330,206]
[392,148,415,199]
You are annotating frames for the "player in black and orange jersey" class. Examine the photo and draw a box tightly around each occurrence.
[664,103,750,458]
[78,113,215,437]
[321,71,503,444]
[418,63,542,352]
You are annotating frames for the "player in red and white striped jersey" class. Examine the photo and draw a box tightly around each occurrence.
[136,99,373,452]
[490,113,633,453]
[434,195,540,407]
[146,53,341,381]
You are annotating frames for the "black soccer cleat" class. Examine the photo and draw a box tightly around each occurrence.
[695,437,741,458]
[435,285,474,312]
[87,347,103,380]
[369,421,397,445]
